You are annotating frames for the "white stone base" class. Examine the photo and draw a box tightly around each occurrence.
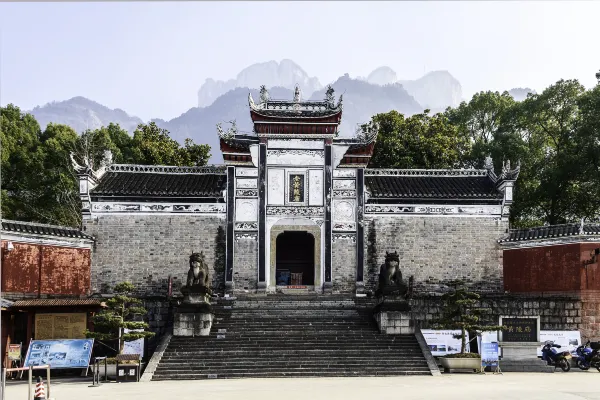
[173,312,213,336]
[375,311,414,334]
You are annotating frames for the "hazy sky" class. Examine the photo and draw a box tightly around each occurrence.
[1,1,599,121]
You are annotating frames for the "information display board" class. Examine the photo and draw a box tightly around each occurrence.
[7,344,22,361]
[24,339,94,369]
[35,313,87,340]
[481,342,499,367]
[421,330,469,356]
[500,317,538,342]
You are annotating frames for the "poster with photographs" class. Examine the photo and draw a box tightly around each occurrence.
[421,329,469,356]
[24,339,94,369]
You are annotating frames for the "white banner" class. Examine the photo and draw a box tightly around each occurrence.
[537,331,581,357]
[122,329,145,358]
[421,329,470,356]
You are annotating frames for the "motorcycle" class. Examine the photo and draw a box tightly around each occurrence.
[574,341,595,370]
[584,340,600,372]
[541,341,571,372]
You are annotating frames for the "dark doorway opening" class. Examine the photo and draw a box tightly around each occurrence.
[276,231,315,286]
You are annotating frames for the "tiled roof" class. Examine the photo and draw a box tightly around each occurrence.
[92,165,227,199]
[365,169,502,202]
[499,223,600,243]
[1,219,94,240]
[10,299,105,308]
[1,299,14,309]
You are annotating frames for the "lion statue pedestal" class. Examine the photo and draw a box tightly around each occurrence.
[173,252,214,337]
[373,251,415,335]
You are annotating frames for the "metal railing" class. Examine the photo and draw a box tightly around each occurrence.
[90,356,108,387]
[1,365,51,400]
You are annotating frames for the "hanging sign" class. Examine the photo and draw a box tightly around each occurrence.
[7,344,22,361]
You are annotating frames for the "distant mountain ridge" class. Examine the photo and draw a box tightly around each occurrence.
[197,59,322,108]
[31,96,143,134]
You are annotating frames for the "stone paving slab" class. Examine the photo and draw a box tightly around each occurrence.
[4,372,600,400]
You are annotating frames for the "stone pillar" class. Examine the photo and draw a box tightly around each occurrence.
[257,143,267,292]
[356,168,365,294]
[323,142,333,293]
[225,166,235,293]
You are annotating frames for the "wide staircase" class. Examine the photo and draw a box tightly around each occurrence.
[152,295,432,380]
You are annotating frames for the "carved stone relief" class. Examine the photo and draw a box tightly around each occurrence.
[334,169,356,178]
[235,199,258,221]
[236,168,258,177]
[267,150,324,166]
[308,169,323,206]
[333,179,355,189]
[333,200,355,222]
[266,207,324,217]
[236,189,258,197]
[267,169,285,205]
[237,178,257,189]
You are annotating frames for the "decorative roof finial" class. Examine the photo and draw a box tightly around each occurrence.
[325,85,335,106]
[259,85,269,103]
[101,150,113,168]
[579,217,585,235]
[293,84,301,102]
[484,155,494,171]
[502,159,511,175]
[596,69,600,86]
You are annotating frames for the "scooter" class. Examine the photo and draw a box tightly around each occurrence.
[541,341,571,372]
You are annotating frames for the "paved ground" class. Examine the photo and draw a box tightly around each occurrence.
[4,372,600,400]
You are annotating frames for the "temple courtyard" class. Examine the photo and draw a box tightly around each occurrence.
[4,373,600,400]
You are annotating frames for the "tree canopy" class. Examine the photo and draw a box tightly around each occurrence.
[0,106,212,227]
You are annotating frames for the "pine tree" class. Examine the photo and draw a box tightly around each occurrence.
[86,282,155,353]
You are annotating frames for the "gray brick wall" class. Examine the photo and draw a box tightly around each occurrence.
[332,237,357,293]
[364,216,508,295]
[83,214,226,296]
[233,237,258,292]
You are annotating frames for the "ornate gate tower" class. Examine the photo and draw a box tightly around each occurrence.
[218,85,376,294]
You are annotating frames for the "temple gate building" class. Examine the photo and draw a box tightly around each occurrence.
[77,85,520,297]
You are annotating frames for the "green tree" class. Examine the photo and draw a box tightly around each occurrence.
[131,122,210,166]
[513,79,587,225]
[445,91,518,168]
[367,110,470,169]
[85,282,155,353]
[433,281,504,355]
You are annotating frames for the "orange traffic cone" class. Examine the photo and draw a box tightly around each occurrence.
[34,376,46,400]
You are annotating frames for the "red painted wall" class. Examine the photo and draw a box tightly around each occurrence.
[504,242,600,293]
[1,241,91,296]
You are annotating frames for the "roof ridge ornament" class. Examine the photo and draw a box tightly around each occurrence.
[259,85,269,103]
[293,84,301,103]
[216,120,238,141]
[325,85,335,107]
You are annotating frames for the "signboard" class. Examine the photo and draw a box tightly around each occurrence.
[500,317,538,342]
[122,329,144,358]
[24,339,94,369]
[481,342,499,367]
[421,329,469,356]
[537,331,582,357]
[35,313,87,340]
[7,344,22,361]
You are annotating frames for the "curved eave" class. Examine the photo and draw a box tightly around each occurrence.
[250,109,342,123]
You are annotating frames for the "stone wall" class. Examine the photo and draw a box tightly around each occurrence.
[233,236,259,292]
[83,214,226,296]
[332,236,357,293]
[364,216,507,294]
[410,293,587,337]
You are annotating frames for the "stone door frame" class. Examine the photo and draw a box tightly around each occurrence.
[269,223,322,289]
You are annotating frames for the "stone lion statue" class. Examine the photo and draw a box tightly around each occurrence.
[376,251,413,298]
[186,251,210,288]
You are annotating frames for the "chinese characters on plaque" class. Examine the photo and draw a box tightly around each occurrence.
[288,174,305,203]
[502,318,538,342]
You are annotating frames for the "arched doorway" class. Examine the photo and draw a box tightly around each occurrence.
[275,231,315,286]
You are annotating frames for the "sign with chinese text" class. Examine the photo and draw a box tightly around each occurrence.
[480,342,499,367]
[421,329,469,356]
[288,174,305,203]
[7,344,22,361]
[537,331,581,357]
[500,317,538,342]
[35,313,87,340]
[24,339,94,369]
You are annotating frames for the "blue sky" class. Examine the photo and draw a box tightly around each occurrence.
[1,1,599,121]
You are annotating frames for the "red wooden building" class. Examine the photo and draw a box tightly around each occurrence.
[499,222,600,339]
[1,219,102,367]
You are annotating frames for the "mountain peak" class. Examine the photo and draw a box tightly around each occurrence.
[366,66,398,86]
[197,59,322,107]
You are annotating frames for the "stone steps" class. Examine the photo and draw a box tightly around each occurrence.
[153,296,432,380]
